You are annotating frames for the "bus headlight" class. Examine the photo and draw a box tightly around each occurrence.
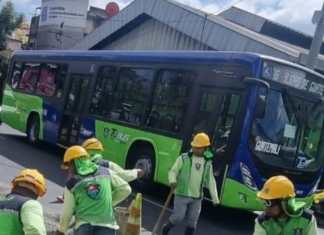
[240,163,258,191]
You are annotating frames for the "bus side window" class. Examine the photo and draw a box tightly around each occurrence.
[36,64,58,97]
[109,68,154,125]
[18,63,40,93]
[193,92,221,134]
[11,62,23,89]
[147,70,192,133]
[212,94,240,154]
[89,66,117,117]
[55,65,68,99]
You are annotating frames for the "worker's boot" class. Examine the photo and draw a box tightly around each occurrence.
[184,227,195,235]
[161,222,174,235]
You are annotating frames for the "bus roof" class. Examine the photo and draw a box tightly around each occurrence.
[12,50,324,80]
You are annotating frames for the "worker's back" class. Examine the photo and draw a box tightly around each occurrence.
[67,166,116,225]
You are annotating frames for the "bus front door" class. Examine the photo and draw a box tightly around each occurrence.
[59,74,90,146]
[192,87,242,192]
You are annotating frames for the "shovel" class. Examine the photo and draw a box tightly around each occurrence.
[152,186,176,235]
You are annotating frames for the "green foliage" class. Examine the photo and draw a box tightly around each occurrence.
[0,1,24,49]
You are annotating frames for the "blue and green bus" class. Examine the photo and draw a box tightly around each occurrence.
[2,50,324,211]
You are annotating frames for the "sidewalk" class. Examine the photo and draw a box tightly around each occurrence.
[0,182,151,235]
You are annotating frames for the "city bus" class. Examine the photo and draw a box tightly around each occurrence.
[1,50,324,211]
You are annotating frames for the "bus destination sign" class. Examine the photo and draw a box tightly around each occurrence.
[262,61,324,96]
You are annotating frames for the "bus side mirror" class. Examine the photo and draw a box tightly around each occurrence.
[243,77,270,119]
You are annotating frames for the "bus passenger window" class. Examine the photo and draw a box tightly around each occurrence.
[36,64,58,97]
[212,94,240,153]
[55,65,68,99]
[19,63,40,93]
[193,92,221,134]
[11,63,23,89]
[109,68,154,125]
[89,66,117,117]
[147,70,192,133]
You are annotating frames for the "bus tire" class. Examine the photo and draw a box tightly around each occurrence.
[27,114,40,144]
[127,145,155,192]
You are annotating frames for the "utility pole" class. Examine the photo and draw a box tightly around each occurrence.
[307,2,324,69]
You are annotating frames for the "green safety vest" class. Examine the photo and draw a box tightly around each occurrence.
[176,152,212,198]
[0,194,30,235]
[257,211,313,235]
[66,167,115,225]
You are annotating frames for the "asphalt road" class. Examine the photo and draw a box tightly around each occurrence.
[0,124,323,235]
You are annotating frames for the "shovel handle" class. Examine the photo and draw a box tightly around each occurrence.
[152,186,176,235]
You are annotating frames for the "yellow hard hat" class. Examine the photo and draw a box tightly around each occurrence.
[12,169,47,197]
[257,175,296,200]
[82,138,104,151]
[191,132,211,148]
[62,146,89,170]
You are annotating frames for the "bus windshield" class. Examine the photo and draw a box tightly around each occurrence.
[252,89,324,170]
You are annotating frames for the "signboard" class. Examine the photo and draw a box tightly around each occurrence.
[262,61,324,96]
[40,0,89,28]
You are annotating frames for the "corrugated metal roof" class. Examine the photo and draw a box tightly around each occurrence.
[219,7,266,32]
[222,7,324,55]
[102,18,210,50]
[72,0,324,72]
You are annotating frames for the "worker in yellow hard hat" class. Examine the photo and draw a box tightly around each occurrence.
[162,133,219,235]
[82,138,144,182]
[253,175,318,235]
[0,169,47,235]
[57,146,132,235]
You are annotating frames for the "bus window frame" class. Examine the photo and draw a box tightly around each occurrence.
[86,63,199,139]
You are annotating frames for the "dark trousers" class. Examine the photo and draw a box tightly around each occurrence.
[74,224,116,235]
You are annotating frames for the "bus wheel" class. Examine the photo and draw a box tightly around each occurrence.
[128,147,155,192]
[27,115,40,144]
